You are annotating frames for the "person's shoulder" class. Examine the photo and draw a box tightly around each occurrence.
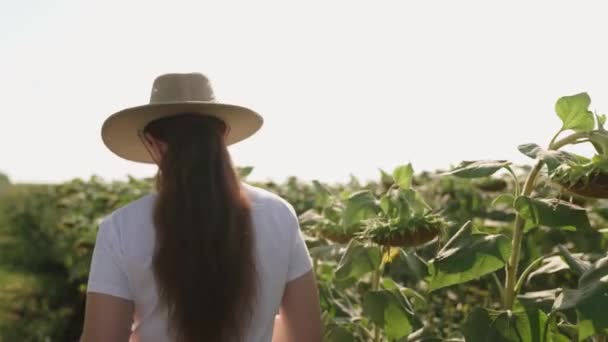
[100,193,156,229]
[113,192,156,217]
[241,182,296,216]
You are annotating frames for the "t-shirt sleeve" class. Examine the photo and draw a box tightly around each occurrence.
[284,203,313,282]
[86,215,133,300]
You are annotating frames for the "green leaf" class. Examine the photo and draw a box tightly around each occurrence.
[491,193,515,208]
[598,113,607,127]
[556,245,592,276]
[527,255,570,283]
[380,168,394,186]
[428,232,511,291]
[572,277,608,312]
[514,196,591,232]
[404,188,431,214]
[381,277,400,290]
[384,188,431,218]
[362,289,414,340]
[527,256,570,284]
[382,189,409,220]
[236,166,254,179]
[312,180,333,208]
[517,143,584,174]
[308,244,343,260]
[579,255,608,286]
[384,300,411,340]
[553,276,608,340]
[589,130,608,156]
[362,291,385,324]
[323,205,342,224]
[462,308,500,342]
[552,254,608,340]
[442,160,511,178]
[399,249,429,280]
[464,307,566,342]
[335,240,381,280]
[379,195,391,215]
[342,190,379,228]
[325,326,356,342]
[590,113,608,154]
[517,288,562,313]
[298,209,324,228]
[406,327,442,342]
[347,174,361,188]
[555,92,594,132]
[393,163,414,190]
[438,220,473,254]
[400,287,427,311]
[381,278,427,311]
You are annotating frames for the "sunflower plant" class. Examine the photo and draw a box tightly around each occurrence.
[320,164,450,342]
[546,115,608,199]
[435,92,608,341]
[359,164,450,248]
[299,180,379,244]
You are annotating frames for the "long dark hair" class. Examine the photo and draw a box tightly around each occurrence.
[145,113,256,342]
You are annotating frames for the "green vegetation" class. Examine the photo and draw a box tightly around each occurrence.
[1,93,608,341]
[0,177,152,341]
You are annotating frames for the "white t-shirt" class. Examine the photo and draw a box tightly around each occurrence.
[86,183,313,342]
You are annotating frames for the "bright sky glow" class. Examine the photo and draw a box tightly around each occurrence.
[2,0,608,184]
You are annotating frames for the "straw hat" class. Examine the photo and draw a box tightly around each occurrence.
[101,72,263,163]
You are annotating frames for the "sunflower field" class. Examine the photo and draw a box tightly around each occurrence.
[1,93,608,341]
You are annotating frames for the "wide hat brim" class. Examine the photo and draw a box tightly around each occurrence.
[101,101,263,163]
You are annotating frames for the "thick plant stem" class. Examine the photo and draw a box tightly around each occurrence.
[372,269,381,342]
[503,161,542,309]
[371,269,381,290]
[503,130,589,309]
[551,131,590,150]
[372,247,386,342]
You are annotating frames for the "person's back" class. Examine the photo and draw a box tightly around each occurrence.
[80,73,323,342]
[86,183,315,341]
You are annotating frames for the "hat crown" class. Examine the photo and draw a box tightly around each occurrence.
[149,73,216,104]
[102,71,263,163]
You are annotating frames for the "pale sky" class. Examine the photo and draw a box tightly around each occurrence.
[1,0,607,184]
